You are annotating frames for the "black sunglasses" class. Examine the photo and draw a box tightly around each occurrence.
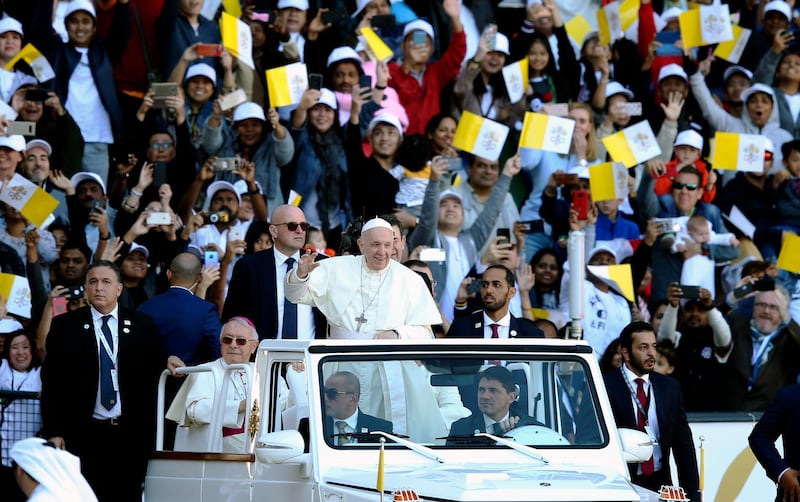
[671,181,699,191]
[221,336,254,346]
[274,221,311,232]
[324,388,354,400]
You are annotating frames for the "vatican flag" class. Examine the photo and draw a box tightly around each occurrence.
[501,58,528,104]
[597,0,639,45]
[589,162,629,202]
[712,132,765,172]
[777,233,800,274]
[519,112,576,155]
[601,121,661,167]
[0,174,58,228]
[266,62,308,107]
[587,264,635,302]
[566,15,594,47]
[714,25,751,64]
[0,273,31,319]
[4,44,55,82]
[452,111,510,161]
[359,27,394,63]
[220,11,255,69]
[679,2,733,48]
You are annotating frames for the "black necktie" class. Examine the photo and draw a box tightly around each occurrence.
[99,315,116,410]
[282,257,298,339]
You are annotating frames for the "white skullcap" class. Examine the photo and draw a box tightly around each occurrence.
[361,217,393,234]
[10,438,98,502]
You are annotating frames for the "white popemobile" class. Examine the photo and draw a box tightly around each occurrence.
[145,339,670,502]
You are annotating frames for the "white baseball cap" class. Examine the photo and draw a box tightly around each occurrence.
[277,0,309,10]
[658,63,688,83]
[741,82,775,104]
[70,172,106,194]
[64,0,97,20]
[439,189,463,204]
[403,20,435,43]
[491,33,511,56]
[764,0,791,20]
[128,242,150,259]
[723,65,754,82]
[673,129,704,150]
[25,139,52,156]
[0,134,26,152]
[353,0,371,17]
[206,180,241,205]
[588,245,617,263]
[184,63,217,87]
[605,81,634,100]
[233,179,262,195]
[368,113,403,137]
[326,46,363,67]
[316,88,338,110]
[0,17,23,36]
[661,7,683,20]
[232,102,266,122]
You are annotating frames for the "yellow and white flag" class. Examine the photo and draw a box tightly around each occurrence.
[777,233,800,274]
[566,15,594,47]
[358,27,394,63]
[220,11,255,70]
[680,2,733,48]
[501,58,528,104]
[597,0,639,45]
[601,121,661,167]
[714,25,751,63]
[288,189,302,207]
[712,132,765,172]
[0,173,58,228]
[223,0,242,17]
[589,162,629,202]
[0,273,31,319]
[519,112,576,154]
[5,44,55,82]
[452,111,510,161]
[587,264,635,302]
[266,62,308,108]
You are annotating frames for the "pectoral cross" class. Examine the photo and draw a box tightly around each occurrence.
[355,312,367,332]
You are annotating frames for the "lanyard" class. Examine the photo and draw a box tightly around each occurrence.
[622,368,651,424]
[94,316,118,366]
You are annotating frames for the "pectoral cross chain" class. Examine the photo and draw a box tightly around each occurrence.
[355,312,367,332]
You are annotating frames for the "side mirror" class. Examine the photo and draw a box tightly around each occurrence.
[618,428,654,463]
[255,430,304,464]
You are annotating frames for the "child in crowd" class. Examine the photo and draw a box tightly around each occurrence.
[654,340,677,376]
[774,139,800,234]
[594,197,641,262]
[392,134,434,219]
[304,226,336,257]
[652,129,717,202]
[672,214,739,294]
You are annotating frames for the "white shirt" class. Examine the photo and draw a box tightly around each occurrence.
[482,312,511,338]
[621,365,662,472]
[274,248,314,339]
[66,48,113,143]
[483,412,510,434]
[90,305,121,419]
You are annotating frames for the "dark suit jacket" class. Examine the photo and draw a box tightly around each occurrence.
[223,248,327,340]
[604,369,700,502]
[749,383,800,499]
[139,286,222,366]
[40,306,165,467]
[448,411,541,442]
[324,410,393,444]
[446,311,545,338]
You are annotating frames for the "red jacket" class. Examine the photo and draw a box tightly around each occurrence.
[388,30,467,135]
[654,159,717,203]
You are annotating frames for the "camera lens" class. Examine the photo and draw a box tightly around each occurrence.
[210,213,219,223]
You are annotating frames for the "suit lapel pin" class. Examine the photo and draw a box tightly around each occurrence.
[83,324,90,330]
[123,319,131,326]
[123,327,130,334]
[474,323,481,329]
[510,330,518,337]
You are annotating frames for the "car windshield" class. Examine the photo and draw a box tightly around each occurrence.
[318,353,606,449]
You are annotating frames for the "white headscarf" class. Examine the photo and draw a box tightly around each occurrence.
[9,437,98,501]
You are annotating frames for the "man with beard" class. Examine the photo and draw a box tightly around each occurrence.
[447,265,542,339]
[657,283,732,411]
[20,139,69,225]
[722,286,800,411]
[604,321,700,501]
[187,181,246,253]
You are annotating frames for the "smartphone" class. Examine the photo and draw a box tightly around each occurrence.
[153,162,167,188]
[496,228,511,245]
[196,43,223,57]
[204,249,220,267]
[442,157,462,172]
[412,30,427,46]
[24,88,50,102]
[151,82,178,109]
[146,212,172,225]
[213,157,241,171]
[7,121,35,136]
[229,226,244,242]
[554,173,579,186]
[52,296,68,317]
[359,74,372,90]
[61,285,84,299]
[419,247,446,261]
[371,14,396,28]
[467,279,482,296]
[678,285,701,300]
[625,102,643,116]
[571,190,590,220]
[654,217,681,233]
[219,88,248,111]
[308,73,323,91]
[733,278,775,299]
[321,7,348,24]
[90,199,104,213]
[521,220,545,234]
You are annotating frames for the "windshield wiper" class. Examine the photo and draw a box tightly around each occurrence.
[475,432,550,464]
[436,434,497,445]
[369,431,446,463]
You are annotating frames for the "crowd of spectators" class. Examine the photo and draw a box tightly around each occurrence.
[1,0,800,492]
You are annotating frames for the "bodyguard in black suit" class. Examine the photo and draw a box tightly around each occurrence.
[323,371,393,445]
[604,321,699,502]
[40,261,165,502]
[447,264,544,339]
[223,205,327,339]
[749,384,800,502]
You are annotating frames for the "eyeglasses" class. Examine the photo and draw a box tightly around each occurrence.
[671,181,699,191]
[274,221,310,232]
[150,142,174,150]
[324,388,354,400]
[221,336,255,346]
[764,151,774,161]
[754,302,780,312]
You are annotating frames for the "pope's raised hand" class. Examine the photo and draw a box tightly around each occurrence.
[296,250,320,279]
